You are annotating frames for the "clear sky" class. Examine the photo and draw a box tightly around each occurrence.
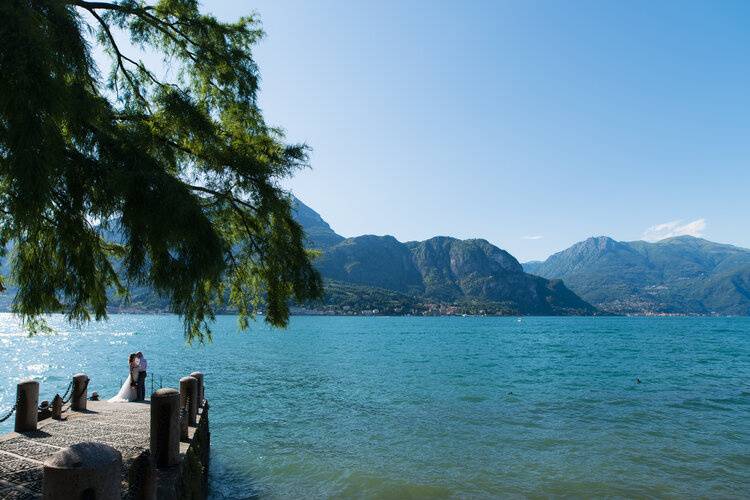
[127,1,750,261]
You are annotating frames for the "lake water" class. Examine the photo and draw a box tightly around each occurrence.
[1,314,749,498]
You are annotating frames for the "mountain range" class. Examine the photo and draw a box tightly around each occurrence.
[292,197,595,315]
[523,235,750,315]
[292,197,750,316]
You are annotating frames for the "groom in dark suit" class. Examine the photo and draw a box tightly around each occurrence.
[136,351,148,401]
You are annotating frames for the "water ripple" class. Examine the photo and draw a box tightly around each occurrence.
[0,314,748,498]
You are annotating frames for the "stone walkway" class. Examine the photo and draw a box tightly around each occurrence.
[0,400,151,499]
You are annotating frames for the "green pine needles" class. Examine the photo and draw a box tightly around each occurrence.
[0,0,322,340]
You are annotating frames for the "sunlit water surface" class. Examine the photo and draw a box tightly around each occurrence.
[1,314,749,498]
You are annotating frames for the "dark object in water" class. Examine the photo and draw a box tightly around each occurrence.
[636,378,641,384]
[90,392,100,401]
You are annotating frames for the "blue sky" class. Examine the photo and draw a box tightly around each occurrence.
[103,1,750,261]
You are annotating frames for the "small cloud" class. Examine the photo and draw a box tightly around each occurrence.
[642,218,706,242]
[522,235,543,240]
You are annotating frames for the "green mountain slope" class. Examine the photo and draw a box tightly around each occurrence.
[314,231,596,315]
[408,237,594,314]
[316,235,425,294]
[524,235,750,315]
[296,280,426,315]
[410,237,527,301]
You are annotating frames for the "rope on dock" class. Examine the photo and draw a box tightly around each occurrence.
[0,404,16,423]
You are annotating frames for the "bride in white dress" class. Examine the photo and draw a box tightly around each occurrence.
[109,353,140,403]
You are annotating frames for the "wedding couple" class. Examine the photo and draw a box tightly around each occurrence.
[109,351,148,403]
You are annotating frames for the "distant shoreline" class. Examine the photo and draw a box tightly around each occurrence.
[20,310,739,318]
[0,309,740,320]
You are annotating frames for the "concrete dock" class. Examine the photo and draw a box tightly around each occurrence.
[0,375,209,500]
[0,400,151,499]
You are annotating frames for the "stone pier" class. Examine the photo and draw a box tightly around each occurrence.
[0,378,210,499]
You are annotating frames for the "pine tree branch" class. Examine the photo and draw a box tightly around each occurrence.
[83,6,149,106]
[181,182,266,257]
[70,1,148,10]
[83,5,191,105]
[72,0,233,101]
[182,183,258,213]
[71,0,200,63]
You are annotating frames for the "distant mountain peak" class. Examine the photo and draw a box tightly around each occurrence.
[524,234,750,315]
[581,235,619,249]
[652,235,708,245]
[542,236,632,265]
[290,195,344,249]
[663,234,701,240]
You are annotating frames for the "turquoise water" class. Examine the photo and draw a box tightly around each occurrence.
[1,314,749,498]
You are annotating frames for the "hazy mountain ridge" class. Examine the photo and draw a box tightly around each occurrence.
[524,235,750,315]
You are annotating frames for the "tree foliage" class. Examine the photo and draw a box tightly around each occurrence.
[0,0,322,340]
